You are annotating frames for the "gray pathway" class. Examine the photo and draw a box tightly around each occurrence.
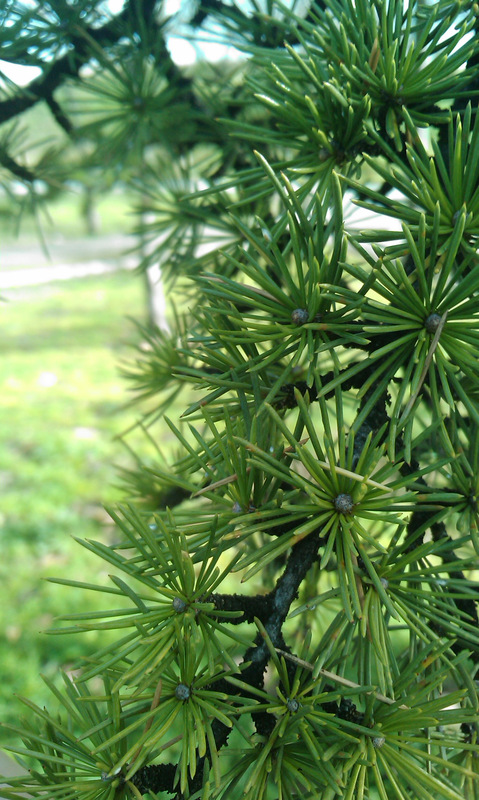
[0,197,404,293]
[0,751,24,777]
[1,234,136,290]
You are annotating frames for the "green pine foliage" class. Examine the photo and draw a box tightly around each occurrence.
[2,1,479,798]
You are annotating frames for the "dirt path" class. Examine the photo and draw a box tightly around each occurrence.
[0,751,24,777]
[1,234,136,290]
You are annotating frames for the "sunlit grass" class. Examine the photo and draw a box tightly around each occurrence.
[0,271,150,736]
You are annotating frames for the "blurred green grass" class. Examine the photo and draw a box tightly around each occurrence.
[0,270,149,737]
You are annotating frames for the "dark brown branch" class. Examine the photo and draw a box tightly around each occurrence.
[131,762,177,796]
[172,528,322,799]
[0,148,36,182]
[45,95,74,135]
[211,591,275,622]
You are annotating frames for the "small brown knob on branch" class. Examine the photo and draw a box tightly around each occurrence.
[334,493,354,514]
[424,313,442,333]
[291,308,309,325]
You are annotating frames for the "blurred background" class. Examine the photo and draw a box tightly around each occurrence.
[1,185,145,733]
[0,0,248,747]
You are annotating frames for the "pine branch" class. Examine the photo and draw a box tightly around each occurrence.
[45,95,74,135]
[211,591,275,623]
[173,529,323,800]
[189,0,326,47]
[0,147,36,182]
[131,762,177,797]
[0,0,189,125]
[4,4,479,800]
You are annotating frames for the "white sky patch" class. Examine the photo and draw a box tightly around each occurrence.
[0,5,243,86]
[0,60,41,86]
[164,0,245,65]
[164,0,182,14]
[167,37,198,66]
[167,36,243,66]
[107,0,125,11]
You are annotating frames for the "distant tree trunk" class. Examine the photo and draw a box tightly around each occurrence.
[140,197,169,332]
[80,186,100,236]
[143,262,170,333]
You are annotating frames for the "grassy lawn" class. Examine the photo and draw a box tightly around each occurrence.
[0,270,151,737]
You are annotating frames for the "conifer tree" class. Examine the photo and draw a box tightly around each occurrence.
[2,1,479,799]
